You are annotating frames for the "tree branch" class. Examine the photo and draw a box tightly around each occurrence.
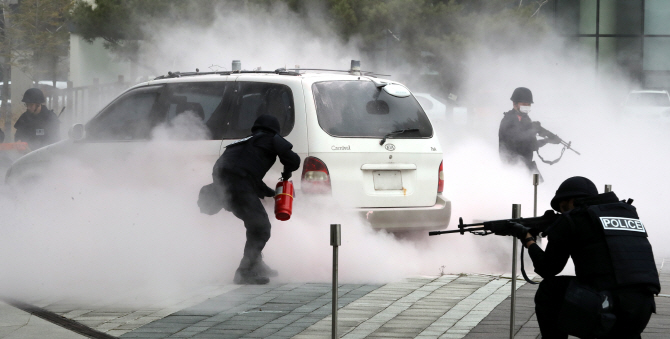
[531,0,548,17]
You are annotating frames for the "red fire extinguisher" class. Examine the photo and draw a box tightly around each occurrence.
[274,179,294,221]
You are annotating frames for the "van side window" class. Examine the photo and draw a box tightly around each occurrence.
[223,82,294,139]
[164,82,229,139]
[86,85,165,141]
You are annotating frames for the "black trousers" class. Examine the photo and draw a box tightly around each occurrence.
[221,181,272,270]
[535,276,655,339]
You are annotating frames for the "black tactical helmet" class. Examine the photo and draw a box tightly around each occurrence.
[22,88,46,104]
[510,87,533,104]
[550,176,598,211]
[251,114,281,134]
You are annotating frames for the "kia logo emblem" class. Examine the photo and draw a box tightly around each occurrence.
[385,144,396,151]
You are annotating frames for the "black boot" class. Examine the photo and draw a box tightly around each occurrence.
[234,268,270,285]
[251,254,278,278]
[252,260,278,278]
[234,255,270,285]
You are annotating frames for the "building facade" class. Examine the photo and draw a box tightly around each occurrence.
[552,0,670,89]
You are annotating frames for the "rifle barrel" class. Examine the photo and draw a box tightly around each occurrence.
[539,124,580,156]
[428,226,487,236]
[561,141,580,155]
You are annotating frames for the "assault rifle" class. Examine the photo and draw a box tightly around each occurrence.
[428,209,559,237]
[534,123,580,156]
[531,122,580,165]
[429,210,561,284]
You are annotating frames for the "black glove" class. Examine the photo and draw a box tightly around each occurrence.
[532,121,542,133]
[261,185,276,198]
[493,221,531,238]
[281,171,292,180]
[508,222,531,240]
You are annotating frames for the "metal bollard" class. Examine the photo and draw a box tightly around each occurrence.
[533,174,542,246]
[510,204,521,339]
[331,224,341,339]
[604,184,612,193]
[533,174,540,217]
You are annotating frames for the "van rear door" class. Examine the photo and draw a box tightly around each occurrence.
[306,79,442,208]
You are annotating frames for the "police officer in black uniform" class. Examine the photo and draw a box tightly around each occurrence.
[14,88,60,150]
[509,176,659,338]
[498,87,558,172]
[213,114,300,285]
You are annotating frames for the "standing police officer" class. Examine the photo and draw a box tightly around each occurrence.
[213,114,300,285]
[498,87,558,172]
[514,177,659,338]
[14,88,60,150]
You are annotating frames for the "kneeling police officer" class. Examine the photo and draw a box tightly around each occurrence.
[213,115,300,285]
[508,177,659,338]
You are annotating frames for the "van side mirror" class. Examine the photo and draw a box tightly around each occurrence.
[69,123,85,141]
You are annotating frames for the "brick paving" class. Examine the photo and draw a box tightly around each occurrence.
[4,259,669,338]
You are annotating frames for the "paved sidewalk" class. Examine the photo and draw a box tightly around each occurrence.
[0,301,86,339]
[4,259,669,338]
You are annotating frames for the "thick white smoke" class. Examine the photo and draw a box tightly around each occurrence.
[454,33,670,260]
[138,2,360,74]
[1,3,667,307]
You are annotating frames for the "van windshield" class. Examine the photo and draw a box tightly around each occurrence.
[313,81,432,138]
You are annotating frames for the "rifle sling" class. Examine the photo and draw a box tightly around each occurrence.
[536,145,567,165]
[520,245,539,284]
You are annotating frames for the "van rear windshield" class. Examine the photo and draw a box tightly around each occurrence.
[313,81,432,138]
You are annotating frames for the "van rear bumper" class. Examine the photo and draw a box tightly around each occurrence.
[357,194,451,232]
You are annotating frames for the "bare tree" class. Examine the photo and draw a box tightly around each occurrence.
[11,0,71,83]
[0,0,15,137]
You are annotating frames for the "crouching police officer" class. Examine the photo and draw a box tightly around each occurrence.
[15,88,60,150]
[509,176,659,338]
[213,114,300,285]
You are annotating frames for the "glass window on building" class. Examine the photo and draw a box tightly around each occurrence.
[598,37,642,76]
[645,0,670,35]
[598,1,642,35]
[643,37,670,71]
[579,0,598,34]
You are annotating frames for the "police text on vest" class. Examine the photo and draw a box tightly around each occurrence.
[599,217,646,233]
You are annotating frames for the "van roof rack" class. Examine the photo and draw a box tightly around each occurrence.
[154,69,302,80]
[154,68,390,80]
[279,68,390,77]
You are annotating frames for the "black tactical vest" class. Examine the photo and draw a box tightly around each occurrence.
[216,133,274,181]
[586,202,660,293]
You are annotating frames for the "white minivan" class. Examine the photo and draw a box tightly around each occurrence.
[6,67,451,231]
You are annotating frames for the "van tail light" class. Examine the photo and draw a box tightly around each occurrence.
[437,160,444,193]
[301,156,331,194]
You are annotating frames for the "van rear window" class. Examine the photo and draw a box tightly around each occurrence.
[312,81,432,138]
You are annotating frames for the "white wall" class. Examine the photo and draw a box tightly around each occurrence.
[69,34,132,87]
